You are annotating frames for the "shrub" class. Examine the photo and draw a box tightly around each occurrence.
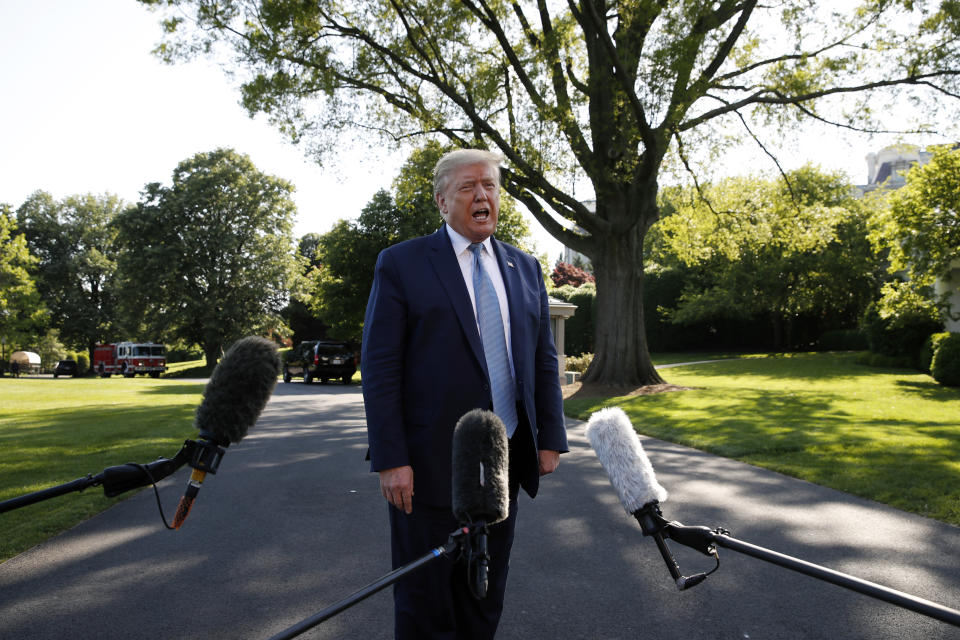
[565,353,593,374]
[76,352,90,374]
[860,302,942,360]
[919,332,951,373]
[817,329,868,351]
[551,261,594,287]
[931,333,960,387]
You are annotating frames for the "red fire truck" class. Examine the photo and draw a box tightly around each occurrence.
[93,342,167,378]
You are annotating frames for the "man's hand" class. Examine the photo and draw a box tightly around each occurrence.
[538,449,560,476]
[379,465,414,514]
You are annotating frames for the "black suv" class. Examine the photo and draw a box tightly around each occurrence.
[53,360,78,378]
[283,340,357,384]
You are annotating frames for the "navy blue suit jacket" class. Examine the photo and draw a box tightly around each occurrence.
[362,225,568,506]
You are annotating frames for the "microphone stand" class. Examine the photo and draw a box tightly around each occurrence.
[0,438,225,514]
[634,502,960,628]
[266,525,480,640]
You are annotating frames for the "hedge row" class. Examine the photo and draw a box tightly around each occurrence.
[550,280,959,387]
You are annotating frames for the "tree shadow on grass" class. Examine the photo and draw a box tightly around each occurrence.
[894,379,960,401]
[141,382,207,395]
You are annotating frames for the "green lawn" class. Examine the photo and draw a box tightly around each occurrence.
[0,376,205,562]
[4,352,957,564]
[565,352,960,526]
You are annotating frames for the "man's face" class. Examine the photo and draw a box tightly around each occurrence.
[436,162,500,243]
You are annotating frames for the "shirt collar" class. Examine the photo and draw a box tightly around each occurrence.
[445,224,492,256]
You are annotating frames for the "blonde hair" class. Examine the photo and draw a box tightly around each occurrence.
[433,149,502,199]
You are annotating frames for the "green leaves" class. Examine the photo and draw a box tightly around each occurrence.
[870,145,960,320]
[114,148,299,364]
[881,145,960,278]
[136,0,960,383]
[652,167,883,344]
[14,192,123,352]
[0,206,46,346]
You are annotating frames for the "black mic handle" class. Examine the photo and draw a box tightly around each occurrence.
[663,522,719,556]
[99,459,175,497]
[472,522,490,599]
[0,438,220,514]
[100,438,225,499]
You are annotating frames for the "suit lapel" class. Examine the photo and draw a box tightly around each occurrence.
[427,226,486,371]
[491,238,526,367]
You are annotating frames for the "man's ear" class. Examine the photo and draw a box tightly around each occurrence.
[435,191,448,217]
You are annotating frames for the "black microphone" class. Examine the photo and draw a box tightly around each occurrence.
[451,409,509,598]
[586,407,711,589]
[172,336,281,529]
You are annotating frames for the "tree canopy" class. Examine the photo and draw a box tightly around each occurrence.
[16,191,123,360]
[651,166,883,348]
[0,205,45,352]
[143,0,960,385]
[870,145,960,322]
[114,148,300,366]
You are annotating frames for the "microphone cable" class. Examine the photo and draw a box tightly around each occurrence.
[129,462,177,530]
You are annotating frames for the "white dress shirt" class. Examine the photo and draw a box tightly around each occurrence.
[445,225,515,374]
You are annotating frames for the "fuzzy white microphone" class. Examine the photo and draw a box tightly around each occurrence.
[586,407,709,589]
[586,407,667,514]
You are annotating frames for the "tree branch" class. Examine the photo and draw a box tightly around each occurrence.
[673,130,731,220]
[679,70,960,131]
[580,0,655,148]
[730,109,799,213]
[690,0,757,92]
[713,9,884,84]
[462,0,593,168]
[501,174,597,255]
[509,0,541,50]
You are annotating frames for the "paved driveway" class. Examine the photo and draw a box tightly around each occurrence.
[1,382,957,639]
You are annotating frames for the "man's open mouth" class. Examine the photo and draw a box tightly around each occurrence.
[472,208,490,220]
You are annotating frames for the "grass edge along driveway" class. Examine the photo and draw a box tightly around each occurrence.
[564,352,960,527]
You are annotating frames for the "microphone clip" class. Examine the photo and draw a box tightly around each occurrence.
[188,437,226,475]
[633,501,720,591]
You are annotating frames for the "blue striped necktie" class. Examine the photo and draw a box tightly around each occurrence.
[469,242,518,437]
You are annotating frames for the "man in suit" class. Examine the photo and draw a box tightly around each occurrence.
[362,148,568,639]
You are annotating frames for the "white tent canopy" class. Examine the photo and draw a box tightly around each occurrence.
[10,351,41,366]
[10,351,42,373]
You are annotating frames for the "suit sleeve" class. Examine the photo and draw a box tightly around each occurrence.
[532,261,569,453]
[361,249,410,472]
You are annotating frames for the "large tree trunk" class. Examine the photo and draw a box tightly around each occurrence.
[204,340,220,369]
[582,205,665,387]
